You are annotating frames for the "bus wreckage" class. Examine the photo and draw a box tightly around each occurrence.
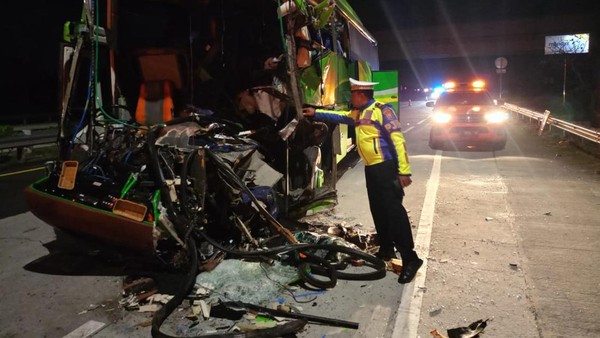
[24,0,389,335]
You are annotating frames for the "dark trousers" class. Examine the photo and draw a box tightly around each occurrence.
[365,160,418,263]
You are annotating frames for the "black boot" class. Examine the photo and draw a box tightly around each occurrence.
[397,258,423,284]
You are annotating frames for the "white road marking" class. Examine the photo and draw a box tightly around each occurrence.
[356,305,392,338]
[392,150,442,337]
[63,320,106,338]
[403,117,429,133]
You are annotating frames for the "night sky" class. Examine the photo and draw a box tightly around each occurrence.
[3,0,599,123]
[347,0,599,30]
[347,0,599,112]
[4,0,82,122]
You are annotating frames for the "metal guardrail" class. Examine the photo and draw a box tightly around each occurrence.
[0,126,58,161]
[0,129,57,151]
[503,103,600,144]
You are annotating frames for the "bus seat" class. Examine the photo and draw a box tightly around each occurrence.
[135,80,174,125]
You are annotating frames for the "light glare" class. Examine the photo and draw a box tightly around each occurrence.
[432,112,452,123]
[485,111,509,123]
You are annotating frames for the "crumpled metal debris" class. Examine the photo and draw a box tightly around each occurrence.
[431,318,491,338]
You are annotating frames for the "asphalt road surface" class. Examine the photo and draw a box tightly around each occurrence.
[1,101,599,337]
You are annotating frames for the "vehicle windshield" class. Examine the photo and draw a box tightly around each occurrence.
[437,91,494,106]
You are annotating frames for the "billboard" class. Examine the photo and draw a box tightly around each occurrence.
[544,33,590,55]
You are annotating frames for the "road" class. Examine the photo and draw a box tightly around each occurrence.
[1,101,599,337]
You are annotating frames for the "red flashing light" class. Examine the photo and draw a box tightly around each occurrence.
[443,81,456,89]
[472,80,485,88]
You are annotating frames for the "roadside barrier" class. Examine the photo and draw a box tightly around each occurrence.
[0,124,57,161]
[504,103,600,145]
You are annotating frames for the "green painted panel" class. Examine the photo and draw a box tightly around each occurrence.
[356,60,372,82]
[373,70,399,112]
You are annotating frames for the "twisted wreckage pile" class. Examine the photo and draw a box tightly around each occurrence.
[24,0,391,336]
[26,114,388,336]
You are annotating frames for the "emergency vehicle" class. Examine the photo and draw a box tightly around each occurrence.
[426,80,509,150]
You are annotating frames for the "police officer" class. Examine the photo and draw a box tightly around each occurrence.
[302,78,423,284]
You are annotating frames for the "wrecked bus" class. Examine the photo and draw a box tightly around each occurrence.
[23,0,390,334]
[25,0,382,254]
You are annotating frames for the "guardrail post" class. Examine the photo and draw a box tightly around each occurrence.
[538,110,551,136]
[16,147,25,162]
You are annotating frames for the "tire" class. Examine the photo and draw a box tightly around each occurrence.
[493,139,507,151]
[429,127,443,150]
[429,138,442,150]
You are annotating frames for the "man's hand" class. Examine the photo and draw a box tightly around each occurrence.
[398,175,412,188]
[264,54,284,70]
[302,107,315,117]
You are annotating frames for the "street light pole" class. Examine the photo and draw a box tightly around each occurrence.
[562,55,567,105]
[494,57,508,99]
[499,73,503,99]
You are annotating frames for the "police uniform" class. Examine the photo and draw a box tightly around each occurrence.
[312,78,420,266]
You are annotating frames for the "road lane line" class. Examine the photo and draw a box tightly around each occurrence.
[417,117,429,125]
[392,149,442,337]
[63,320,106,338]
[0,166,45,177]
[404,117,429,133]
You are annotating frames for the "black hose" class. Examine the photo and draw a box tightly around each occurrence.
[151,237,198,337]
[197,229,311,258]
[294,244,386,281]
[297,261,338,289]
[197,230,386,284]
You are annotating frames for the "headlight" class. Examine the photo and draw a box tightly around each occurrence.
[432,112,452,124]
[484,111,509,123]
